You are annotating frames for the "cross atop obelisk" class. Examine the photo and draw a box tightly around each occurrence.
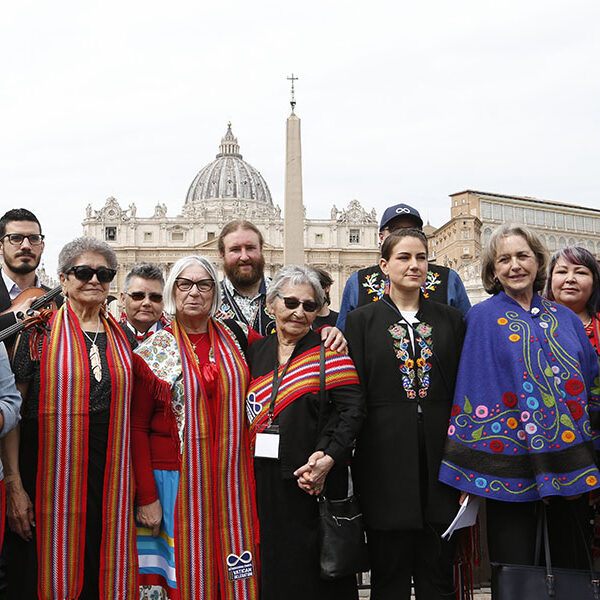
[283,74,304,264]
[287,73,298,113]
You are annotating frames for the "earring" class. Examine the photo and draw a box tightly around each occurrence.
[494,277,500,285]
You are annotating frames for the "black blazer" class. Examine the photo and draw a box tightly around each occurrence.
[246,330,365,483]
[346,296,465,530]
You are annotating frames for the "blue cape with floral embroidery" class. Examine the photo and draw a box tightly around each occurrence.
[439,292,600,502]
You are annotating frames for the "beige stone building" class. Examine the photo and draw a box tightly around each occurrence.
[427,189,600,304]
[82,124,379,310]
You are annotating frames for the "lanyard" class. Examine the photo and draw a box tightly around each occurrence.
[267,358,291,427]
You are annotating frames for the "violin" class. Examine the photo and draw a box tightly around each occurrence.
[0,285,62,345]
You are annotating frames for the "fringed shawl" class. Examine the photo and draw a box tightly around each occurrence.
[134,317,260,600]
[36,303,136,599]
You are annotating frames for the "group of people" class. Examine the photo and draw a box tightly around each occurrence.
[0,202,598,600]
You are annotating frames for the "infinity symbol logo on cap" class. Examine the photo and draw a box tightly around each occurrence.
[395,207,411,214]
[227,551,253,567]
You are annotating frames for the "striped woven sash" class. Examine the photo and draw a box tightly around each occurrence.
[36,303,137,599]
[246,346,360,446]
[172,317,259,600]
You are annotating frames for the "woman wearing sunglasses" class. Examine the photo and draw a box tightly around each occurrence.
[245,265,365,600]
[345,229,465,600]
[3,237,137,599]
[131,255,263,600]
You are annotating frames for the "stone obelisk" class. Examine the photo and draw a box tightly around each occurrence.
[283,74,305,265]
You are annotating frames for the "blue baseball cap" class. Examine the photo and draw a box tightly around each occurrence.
[379,203,423,231]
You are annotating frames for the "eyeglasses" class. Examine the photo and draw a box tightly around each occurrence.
[0,233,45,246]
[276,294,319,313]
[175,278,215,292]
[125,291,163,303]
[67,265,117,283]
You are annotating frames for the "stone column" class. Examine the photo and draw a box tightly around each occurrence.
[284,113,305,265]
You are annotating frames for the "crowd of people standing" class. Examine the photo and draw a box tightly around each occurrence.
[0,203,598,600]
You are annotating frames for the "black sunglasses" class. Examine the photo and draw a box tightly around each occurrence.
[67,265,117,283]
[125,291,163,303]
[276,294,319,313]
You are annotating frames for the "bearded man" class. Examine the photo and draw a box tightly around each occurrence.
[216,220,276,335]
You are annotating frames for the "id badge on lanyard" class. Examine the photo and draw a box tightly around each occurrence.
[254,358,289,459]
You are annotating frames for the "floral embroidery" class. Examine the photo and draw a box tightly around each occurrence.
[362,272,388,301]
[421,271,441,299]
[387,320,433,399]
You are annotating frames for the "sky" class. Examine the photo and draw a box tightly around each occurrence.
[2,0,599,274]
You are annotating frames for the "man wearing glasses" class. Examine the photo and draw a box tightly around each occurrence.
[120,263,168,345]
[0,209,50,334]
[336,203,471,331]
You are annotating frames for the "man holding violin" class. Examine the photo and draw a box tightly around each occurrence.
[0,209,48,332]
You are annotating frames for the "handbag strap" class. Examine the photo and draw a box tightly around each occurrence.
[538,502,600,598]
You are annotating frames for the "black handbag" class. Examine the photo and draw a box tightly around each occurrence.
[491,504,600,599]
[316,343,370,580]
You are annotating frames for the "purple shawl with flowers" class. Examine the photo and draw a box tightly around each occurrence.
[439,292,600,502]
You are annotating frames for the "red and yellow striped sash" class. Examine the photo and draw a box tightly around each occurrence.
[36,304,136,599]
[172,318,259,600]
[246,346,360,445]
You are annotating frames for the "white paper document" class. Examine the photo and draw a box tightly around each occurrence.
[441,495,481,540]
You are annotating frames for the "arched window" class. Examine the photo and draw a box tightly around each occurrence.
[548,236,557,251]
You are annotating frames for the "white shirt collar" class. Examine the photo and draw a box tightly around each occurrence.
[2,269,41,301]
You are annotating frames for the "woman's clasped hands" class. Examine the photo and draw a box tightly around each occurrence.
[293,450,335,496]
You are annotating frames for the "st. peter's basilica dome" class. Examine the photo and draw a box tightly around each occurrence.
[185,123,273,206]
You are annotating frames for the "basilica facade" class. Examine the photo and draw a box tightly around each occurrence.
[82,124,380,308]
[82,125,600,311]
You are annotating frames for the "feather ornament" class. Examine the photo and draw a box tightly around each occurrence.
[89,343,102,381]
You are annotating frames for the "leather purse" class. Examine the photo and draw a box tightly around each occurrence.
[491,504,600,599]
[316,343,370,580]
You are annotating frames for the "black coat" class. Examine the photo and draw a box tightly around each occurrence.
[345,296,465,530]
[246,330,365,482]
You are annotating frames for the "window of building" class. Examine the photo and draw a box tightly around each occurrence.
[555,213,565,228]
[575,216,585,231]
[105,227,116,241]
[315,233,323,244]
[525,209,535,224]
[143,231,153,242]
[462,231,469,239]
[483,227,492,247]
[588,240,595,253]
[349,229,360,244]
[548,236,557,251]
[545,211,555,228]
[504,206,514,222]
[493,204,502,221]
[513,207,524,223]
[585,218,594,233]
[206,231,215,241]
[565,214,574,230]
[536,211,545,226]
[171,231,184,242]
[559,236,566,248]
[568,237,576,246]
[481,202,492,219]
